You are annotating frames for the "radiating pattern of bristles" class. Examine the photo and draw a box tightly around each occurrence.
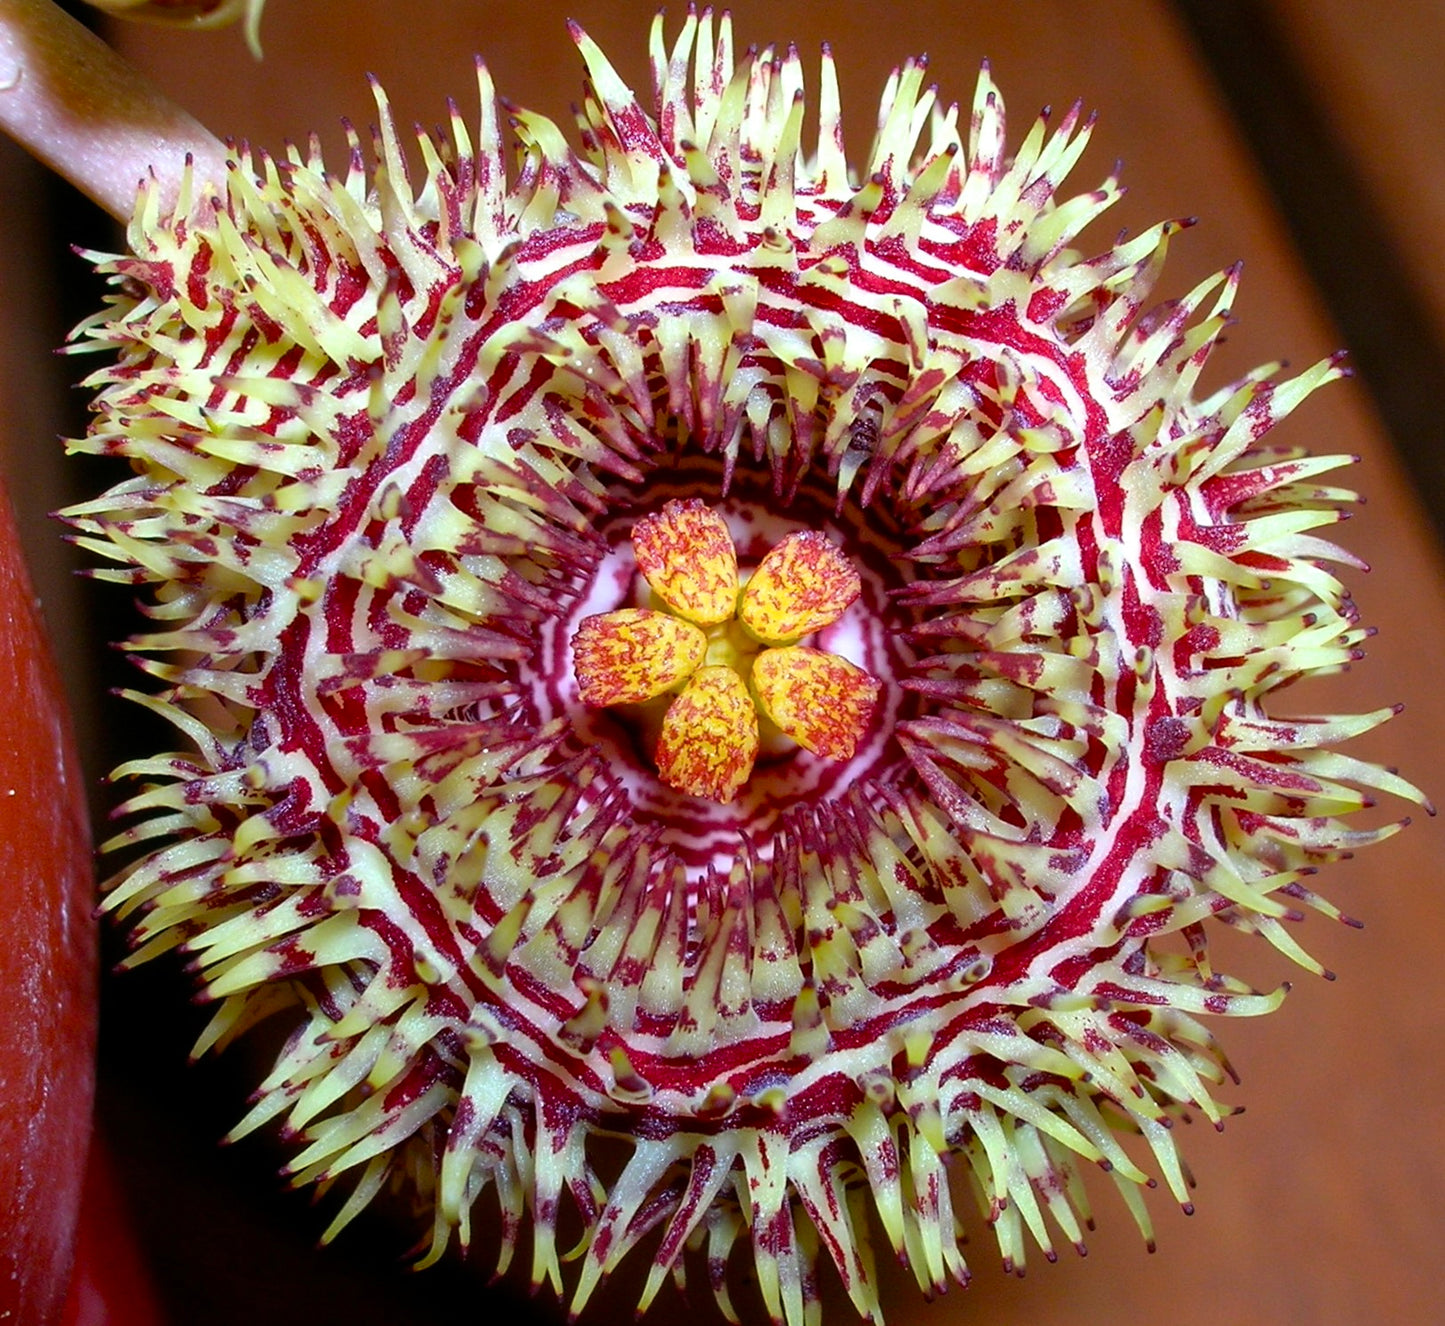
[72,13,1421,1325]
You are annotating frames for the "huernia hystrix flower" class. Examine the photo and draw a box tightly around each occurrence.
[48,8,1425,1324]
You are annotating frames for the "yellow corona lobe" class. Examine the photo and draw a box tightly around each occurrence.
[753,647,881,760]
[654,665,759,802]
[632,499,739,624]
[739,530,862,643]
[572,609,706,705]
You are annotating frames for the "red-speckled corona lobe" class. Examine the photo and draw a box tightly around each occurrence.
[753,648,880,759]
[73,13,1422,1326]
[573,609,707,705]
[740,532,862,643]
[633,499,740,625]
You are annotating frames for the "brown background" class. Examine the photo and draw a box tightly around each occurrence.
[3,1,1442,1322]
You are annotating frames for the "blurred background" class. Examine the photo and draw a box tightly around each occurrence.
[3,1,1443,1322]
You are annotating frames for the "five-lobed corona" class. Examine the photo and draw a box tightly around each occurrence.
[74,13,1422,1324]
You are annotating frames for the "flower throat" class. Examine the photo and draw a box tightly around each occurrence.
[572,499,883,802]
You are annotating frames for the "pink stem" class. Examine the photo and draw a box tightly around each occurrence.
[0,0,227,220]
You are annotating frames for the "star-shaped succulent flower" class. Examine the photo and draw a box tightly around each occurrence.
[573,500,881,801]
[4,6,1423,1325]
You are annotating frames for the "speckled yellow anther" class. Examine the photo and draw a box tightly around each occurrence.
[738,530,861,643]
[572,503,881,801]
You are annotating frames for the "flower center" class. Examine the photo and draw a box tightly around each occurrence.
[571,499,882,802]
